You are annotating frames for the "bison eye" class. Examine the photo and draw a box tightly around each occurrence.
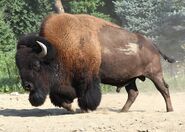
[32,61,40,71]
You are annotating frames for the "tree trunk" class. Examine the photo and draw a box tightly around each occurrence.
[54,0,65,13]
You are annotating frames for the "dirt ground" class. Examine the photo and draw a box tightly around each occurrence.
[0,92,185,132]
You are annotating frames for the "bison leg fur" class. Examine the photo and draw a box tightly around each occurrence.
[121,80,139,112]
[49,92,75,112]
[148,74,173,112]
[78,76,102,112]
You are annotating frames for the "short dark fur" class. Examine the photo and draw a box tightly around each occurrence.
[99,25,175,112]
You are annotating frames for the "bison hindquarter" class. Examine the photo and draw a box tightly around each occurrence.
[99,25,175,112]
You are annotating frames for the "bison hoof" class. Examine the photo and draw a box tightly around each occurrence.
[120,108,129,112]
[80,109,89,113]
[62,103,75,112]
[116,89,120,93]
[66,106,75,113]
[167,108,174,112]
[116,87,122,93]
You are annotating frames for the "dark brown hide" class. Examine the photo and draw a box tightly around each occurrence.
[98,25,175,112]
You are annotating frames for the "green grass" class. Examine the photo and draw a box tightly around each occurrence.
[0,75,24,93]
[100,84,116,94]
[0,70,184,94]
[100,72,185,93]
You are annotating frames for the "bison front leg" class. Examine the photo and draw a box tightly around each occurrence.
[121,80,139,112]
[77,76,102,112]
[49,92,75,112]
[49,85,76,112]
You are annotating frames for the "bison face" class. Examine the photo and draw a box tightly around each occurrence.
[16,34,56,106]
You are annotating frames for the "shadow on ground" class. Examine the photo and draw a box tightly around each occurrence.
[0,108,81,117]
[0,107,165,117]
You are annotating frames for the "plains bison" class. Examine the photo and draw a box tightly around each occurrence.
[16,13,174,112]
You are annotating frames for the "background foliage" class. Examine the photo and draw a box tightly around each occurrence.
[0,10,18,92]
[114,0,183,36]
[63,0,112,21]
[0,0,53,92]
[3,0,53,37]
[0,0,184,93]
[114,0,185,59]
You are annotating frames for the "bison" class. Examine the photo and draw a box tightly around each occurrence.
[16,13,174,112]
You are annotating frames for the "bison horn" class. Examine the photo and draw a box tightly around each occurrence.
[36,41,47,57]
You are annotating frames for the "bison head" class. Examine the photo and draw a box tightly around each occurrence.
[16,34,57,106]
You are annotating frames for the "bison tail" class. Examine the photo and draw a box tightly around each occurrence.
[78,76,102,111]
[153,43,176,63]
[159,50,176,63]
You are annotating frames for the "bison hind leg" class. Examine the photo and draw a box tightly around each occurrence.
[78,76,102,112]
[147,74,173,112]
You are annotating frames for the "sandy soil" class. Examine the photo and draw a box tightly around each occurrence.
[0,92,185,132]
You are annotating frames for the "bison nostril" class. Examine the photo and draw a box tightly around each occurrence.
[23,82,33,91]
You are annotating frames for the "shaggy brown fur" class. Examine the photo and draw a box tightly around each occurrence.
[39,13,119,77]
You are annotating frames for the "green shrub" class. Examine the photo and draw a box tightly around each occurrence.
[0,10,22,93]
[2,0,53,37]
[67,0,112,21]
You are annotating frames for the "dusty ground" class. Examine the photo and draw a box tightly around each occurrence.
[0,92,185,132]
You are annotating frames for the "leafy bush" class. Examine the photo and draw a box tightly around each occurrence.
[0,10,21,93]
[2,0,53,37]
[67,0,112,21]
[0,0,53,93]
[114,0,185,61]
[114,0,170,35]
